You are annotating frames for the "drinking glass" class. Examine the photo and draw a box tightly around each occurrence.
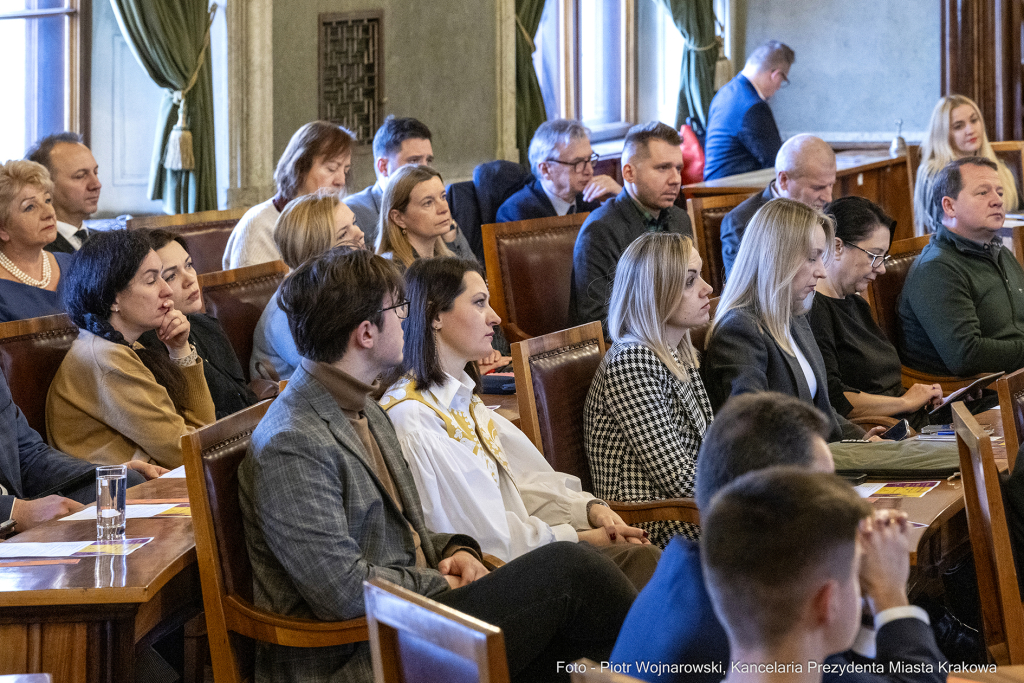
[95,465,127,541]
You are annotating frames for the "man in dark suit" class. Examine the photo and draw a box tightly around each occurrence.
[703,40,794,181]
[570,121,693,330]
[611,392,946,683]
[496,118,621,222]
[238,247,637,683]
[720,134,836,277]
[27,132,101,254]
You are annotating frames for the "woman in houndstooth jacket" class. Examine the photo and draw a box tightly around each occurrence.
[584,232,714,548]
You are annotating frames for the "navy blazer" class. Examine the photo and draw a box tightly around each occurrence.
[612,537,947,683]
[495,177,601,223]
[721,184,773,278]
[703,74,782,181]
[703,308,863,442]
[570,189,692,330]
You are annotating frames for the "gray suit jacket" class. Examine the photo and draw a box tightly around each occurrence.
[703,308,863,443]
[720,184,772,278]
[238,364,478,683]
[344,184,384,251]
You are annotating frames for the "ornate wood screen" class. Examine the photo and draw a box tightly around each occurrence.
[318,11,384,144]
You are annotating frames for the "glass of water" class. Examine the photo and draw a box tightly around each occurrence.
[95,465,127,541]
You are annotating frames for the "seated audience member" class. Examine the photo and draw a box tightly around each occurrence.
[46,230,216,468]
[810,197,941,430]
[238,247,638,683]
[223,120,354,270]
[380,257,658,588]
[345,115,473,259]
[914,95,1019,236]
[702,468,875,683]
[251,190,364,381]
[139,230,260,419]
[703,40,793,181]
[721,134,836,278]
[900,157,1024,376]
[704,199,866,442]
[375,164,456,271]
[570,122,693,330]
[26,132,101,253]
[0,161,73,322]
[584,232,714,548]
[612,392,946,683]
[496,118,621,222]
[0,368,159,532]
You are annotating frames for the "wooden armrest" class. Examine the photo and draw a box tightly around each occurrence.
[608,498,700,526]
[248,378,281,400]
[224,595,368,648]
[900,365,980,393]
[481,553,506,570]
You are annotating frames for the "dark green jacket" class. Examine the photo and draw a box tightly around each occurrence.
[898,225,1024,376]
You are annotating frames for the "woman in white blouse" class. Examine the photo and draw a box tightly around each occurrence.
[380,256,658,587]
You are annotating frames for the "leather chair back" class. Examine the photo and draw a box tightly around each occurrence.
[865,234,930,345]
[128,207,249,274]
[511,322,606,491]
[198,261,289,382]
[482,213,588,343]
[0,314,79,437]
[685,193,756,295]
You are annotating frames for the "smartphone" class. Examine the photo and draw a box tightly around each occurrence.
[880,419,910,441]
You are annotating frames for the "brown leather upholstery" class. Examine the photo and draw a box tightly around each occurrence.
[865,235,930,346]
[686,193,755,295]
[482,214,589,343]
[0,314,79,437]
[198,261,289,382]
[128,208,249,275]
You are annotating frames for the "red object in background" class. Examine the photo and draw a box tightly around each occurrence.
[679,125,705,185]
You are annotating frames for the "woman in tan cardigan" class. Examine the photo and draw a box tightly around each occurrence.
[46,230,216,468]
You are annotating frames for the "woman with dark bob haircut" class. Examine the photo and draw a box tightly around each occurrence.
[138,229,262,419]
[380,257,659,588]
[46,230,216,468]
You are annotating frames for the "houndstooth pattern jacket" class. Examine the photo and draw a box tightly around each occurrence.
[584,341,713,548]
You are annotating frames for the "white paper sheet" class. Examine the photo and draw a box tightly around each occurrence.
[60,504,177,521]
[0,540,93,558]
[160,465,186,478]
[854,483,886,498]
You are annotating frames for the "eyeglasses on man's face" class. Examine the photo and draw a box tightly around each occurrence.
[844,241,891,269]
[546,152,600,174]
[380,299,410,319]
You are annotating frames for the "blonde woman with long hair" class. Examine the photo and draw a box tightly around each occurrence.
[250,189,364,381]
[584,232,714,548]
[375,164,454,270]
[704,198,869,443]
[913,95,1019,235]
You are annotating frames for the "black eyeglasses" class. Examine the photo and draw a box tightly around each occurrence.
[379,299,410,319]
[546,152,599,174]
[844,241,891,269]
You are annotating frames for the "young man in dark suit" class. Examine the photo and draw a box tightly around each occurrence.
[27,132,101,254]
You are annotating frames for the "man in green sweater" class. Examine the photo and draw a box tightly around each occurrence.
[899,156,1024,376]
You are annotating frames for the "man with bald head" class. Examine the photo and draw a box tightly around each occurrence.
[720,134,836,277]
[569,121,693,330]
[26,132,102,254]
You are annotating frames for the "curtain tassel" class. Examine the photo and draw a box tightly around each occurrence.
[164,97,194,171]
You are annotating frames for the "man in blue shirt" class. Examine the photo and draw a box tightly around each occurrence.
[703,40,793,181]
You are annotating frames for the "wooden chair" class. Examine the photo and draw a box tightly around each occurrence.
[685,192,756,295]
[864,234,981,393]
[992,141,1024,197]
[570,659,646,683]
[481,213,589,343]
[0,314,79,437]
[996,368,1024,473]
[952,402,1024,665]
[511,322,700,526]
[198,260,290,382]
[182,400,368,683]
[363,578,509,683]
[128,207,250,275]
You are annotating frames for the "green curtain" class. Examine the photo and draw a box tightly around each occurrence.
[660,0,719,130]
[110,0,217,214]
[515,0,547,166]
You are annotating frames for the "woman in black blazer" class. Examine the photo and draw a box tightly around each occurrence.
[703,198,869,443]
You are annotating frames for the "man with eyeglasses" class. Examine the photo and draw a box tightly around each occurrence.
[900,157,1024,377]
[496,119,622,222]
[704,40,794,181]
[721,134,836,278]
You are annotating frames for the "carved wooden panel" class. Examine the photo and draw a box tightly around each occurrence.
[318,12,383,144]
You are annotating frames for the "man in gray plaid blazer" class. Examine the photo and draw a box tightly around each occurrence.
[239,248,637,683]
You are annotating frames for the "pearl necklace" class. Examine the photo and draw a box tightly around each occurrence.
[0,249,51,288]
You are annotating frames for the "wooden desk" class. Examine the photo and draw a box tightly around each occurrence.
[0,477,201,683]
[481,391,520,427]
